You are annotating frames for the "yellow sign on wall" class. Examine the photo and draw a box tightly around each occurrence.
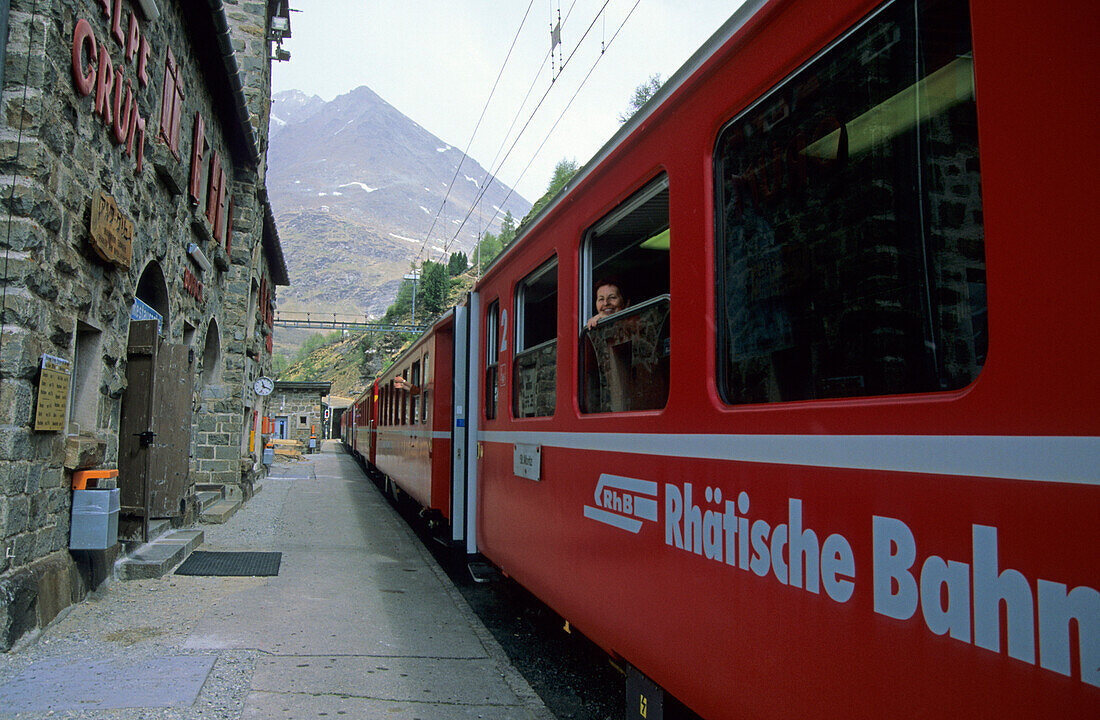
[35,356,72,432]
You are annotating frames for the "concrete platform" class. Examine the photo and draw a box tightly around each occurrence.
[0,442,551,719]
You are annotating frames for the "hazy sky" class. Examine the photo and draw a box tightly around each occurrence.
[271,0,744,206]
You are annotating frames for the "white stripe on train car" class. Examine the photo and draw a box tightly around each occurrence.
[478,432,1100,485]
[375,429,452,440]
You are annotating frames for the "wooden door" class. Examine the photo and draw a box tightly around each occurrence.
[118,320,194,530]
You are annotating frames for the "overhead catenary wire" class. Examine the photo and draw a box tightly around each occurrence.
[440,0,616,259]
[454,0,581,262]
[443,0,642,257]
[413,0,537,268]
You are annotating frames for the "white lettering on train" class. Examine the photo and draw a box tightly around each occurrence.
[873,516,1098,687]
[584,478,1096,687]
[663,484,855,602]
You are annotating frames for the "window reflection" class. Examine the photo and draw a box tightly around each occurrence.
[715,0,985,405]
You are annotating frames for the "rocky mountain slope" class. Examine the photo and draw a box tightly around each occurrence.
[267,87,531,318]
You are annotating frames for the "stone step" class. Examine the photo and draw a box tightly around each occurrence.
[196,491,222,511]
[200,498,241,524]
[118,518,172,553]
[115,529,204,581]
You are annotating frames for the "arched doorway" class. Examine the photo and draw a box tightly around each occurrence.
[118,261,193,539]
[133,260,170,332]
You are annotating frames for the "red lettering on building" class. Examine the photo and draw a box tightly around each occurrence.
[137,34,151,87]
[126,12,140,61]
[70,11,149,175]
[94,43,113,121]
[110,0,125,46]
[111,70,132,145]
[183,266,204,303]
[71,19,97,95]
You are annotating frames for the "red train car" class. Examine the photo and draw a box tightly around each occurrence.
[466,0,1099,717]
[343,380,371,461]
[345,0,1098,716]
[371,312,457,518]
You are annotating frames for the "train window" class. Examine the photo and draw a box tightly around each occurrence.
[485,301,499,420]
[410,361,420,424]
[401,370,409,425]
[580,175,671,413]
[420,353,428,424]
[714,0,985,405]
[514,258,558,418]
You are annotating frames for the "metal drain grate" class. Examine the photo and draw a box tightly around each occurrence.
[174,551,282,576]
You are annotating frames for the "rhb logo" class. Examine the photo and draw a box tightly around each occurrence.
[583,474,659,533]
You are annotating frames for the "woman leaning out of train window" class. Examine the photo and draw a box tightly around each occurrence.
[585,279,629,329]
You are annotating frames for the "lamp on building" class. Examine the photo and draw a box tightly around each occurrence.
[269,0,292,42]
[188,243,212,273]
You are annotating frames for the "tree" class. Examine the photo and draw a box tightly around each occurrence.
[548,158,580,194]
[499,211,516,246]
[382,278,415,324]
[519,158,580,231]
[446,251,468,276]
[418,260,449,316]
[476,230,502,272]
[618,73,663,123]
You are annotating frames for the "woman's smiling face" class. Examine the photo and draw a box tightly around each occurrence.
[595,284,624,317]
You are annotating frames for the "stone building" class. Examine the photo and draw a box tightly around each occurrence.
[0,0,291,650]
[270,381,330,446]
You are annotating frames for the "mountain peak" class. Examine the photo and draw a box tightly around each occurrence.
[267,85,531,317]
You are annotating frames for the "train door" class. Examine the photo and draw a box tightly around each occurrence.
[450,294,480,552]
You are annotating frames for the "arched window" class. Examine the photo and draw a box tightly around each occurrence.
[200,319,222,387]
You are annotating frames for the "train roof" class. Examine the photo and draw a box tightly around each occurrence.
[477,0,768,281]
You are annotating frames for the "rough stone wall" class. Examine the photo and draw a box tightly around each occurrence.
[273,388,324,445]
[0,0,275,650]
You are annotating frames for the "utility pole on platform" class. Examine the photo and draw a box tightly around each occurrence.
[405,265,420,328]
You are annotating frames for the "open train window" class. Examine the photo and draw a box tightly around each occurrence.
[420,353,428,424]
[580,175,671,413]
[714,0,985,405]
[513,258,557,418]
[401,369,409,425]
[410,361,420,424]
[485,301,500,420]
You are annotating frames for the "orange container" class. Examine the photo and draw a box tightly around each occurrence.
[72,468,118,490]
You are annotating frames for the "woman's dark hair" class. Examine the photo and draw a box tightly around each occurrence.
[593,277,626,300]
